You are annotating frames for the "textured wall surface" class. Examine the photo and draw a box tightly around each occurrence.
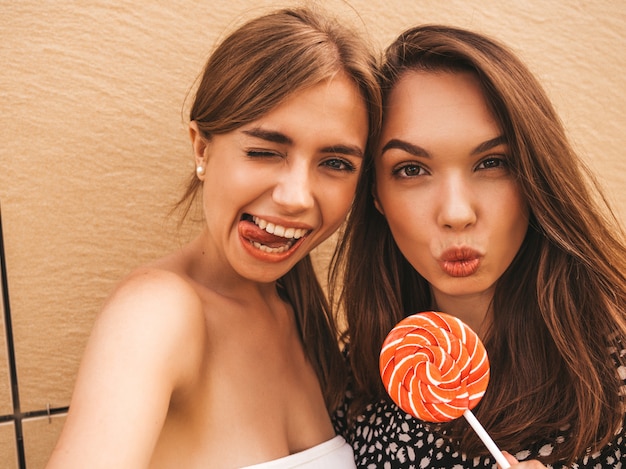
[1,0,625,467]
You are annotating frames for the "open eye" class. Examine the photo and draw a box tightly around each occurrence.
[392,163,428,178]
[475,156,508,170]
[322,158,357,172]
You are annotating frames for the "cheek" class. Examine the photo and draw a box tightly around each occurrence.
[380,194,431,258]
[503,186,528,227]
[319,180,359,228]
[202,172,232,208]
[377,183,428,234]
[507,207,529,251]
[493,187,529,255]
[389,218,430,257]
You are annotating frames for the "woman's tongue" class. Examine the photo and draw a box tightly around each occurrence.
[240,219,290,248]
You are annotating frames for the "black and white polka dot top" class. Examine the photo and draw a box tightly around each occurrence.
[333,344,626,469]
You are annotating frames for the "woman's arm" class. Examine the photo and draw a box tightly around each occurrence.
[46,269,205,468]
[500,452,547,469]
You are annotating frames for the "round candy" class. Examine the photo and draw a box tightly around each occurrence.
[379,311,490,422]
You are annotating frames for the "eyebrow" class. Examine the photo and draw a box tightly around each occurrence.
[321,145,364,158]
[380,135,507,158]
[243,128,364,158]
[242,128,292,145]
[381,139,429,158]
[471,135,507,155]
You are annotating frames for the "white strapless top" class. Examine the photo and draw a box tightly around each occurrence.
[239,435,356,468]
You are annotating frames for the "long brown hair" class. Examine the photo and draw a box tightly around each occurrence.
[175,7,381,412]
[331,24,626,463]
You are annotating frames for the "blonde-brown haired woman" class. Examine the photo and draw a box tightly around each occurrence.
[46,7,381,468]
[332,24,625,468]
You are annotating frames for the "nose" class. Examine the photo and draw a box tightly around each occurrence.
[436,176,477,230]
[271,161,315,213]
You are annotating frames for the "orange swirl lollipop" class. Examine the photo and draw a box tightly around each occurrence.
[380,311,489,422]
[380,311,510,468]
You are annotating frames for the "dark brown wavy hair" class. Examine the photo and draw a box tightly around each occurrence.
[177,7,382,412]
[331,24,626,463]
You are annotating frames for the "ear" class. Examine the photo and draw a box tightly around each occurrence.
[189,120,209,170]
[372,183,384,215]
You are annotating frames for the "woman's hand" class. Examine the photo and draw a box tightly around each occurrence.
[500,451,548,468]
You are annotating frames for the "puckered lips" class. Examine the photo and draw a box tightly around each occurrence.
[438,246,481,277]
[238,214,311,261]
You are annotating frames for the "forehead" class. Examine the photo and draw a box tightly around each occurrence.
[383,70,500,142]
[237,73,369,147]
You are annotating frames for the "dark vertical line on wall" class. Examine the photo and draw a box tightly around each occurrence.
[0,205,26,468]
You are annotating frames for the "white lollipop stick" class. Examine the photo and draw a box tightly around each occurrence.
[463,409,510,468]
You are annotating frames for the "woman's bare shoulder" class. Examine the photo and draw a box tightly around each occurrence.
[102,266,202,318]
[92,266,209,385]
[47,266,210,468]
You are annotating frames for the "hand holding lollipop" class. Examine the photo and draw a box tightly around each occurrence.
[379,311,510,468]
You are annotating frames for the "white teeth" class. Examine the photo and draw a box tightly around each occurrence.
[251,216,308,240]
[252,241,291,253]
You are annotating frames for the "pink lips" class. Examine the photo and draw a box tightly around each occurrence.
[438,247,481,277]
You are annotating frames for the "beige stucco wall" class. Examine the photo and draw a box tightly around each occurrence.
[1,0,624,467]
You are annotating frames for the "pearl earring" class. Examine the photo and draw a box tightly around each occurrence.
[196,165,205,177]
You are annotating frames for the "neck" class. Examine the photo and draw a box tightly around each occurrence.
[431,290,493,339]
[183,232,283,303]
